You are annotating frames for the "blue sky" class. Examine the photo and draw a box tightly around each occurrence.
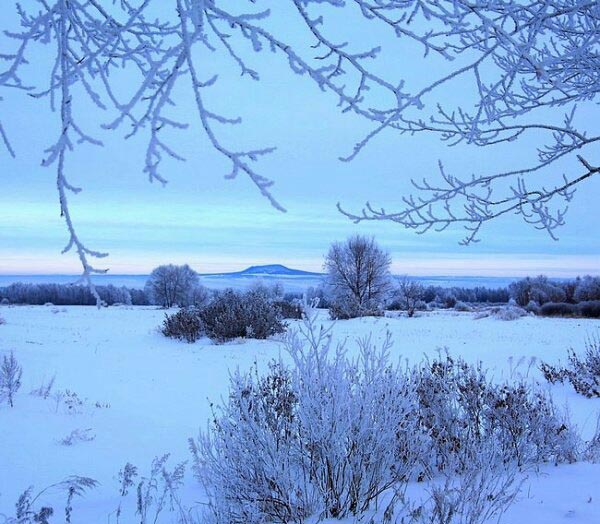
[1,3,599,276]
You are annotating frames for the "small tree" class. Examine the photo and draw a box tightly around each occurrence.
[395,277,425,317]
[1,352,22,408]
[144,264,199,308]
[324,235,392,319]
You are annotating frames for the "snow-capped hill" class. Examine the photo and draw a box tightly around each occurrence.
[237,264,322,277]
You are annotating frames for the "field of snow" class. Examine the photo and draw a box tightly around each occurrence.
[0,305,599,523]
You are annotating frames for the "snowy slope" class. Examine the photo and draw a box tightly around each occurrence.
[0,306,599,522]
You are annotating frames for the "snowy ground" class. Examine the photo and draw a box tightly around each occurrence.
[0,305,599,523]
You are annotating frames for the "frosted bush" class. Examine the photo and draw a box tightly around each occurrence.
[541,335,600,398]
[162,308,204,343]
[192,317,421,523]
[475,304,528,321]
[191,314,581,524]
[200,289,286,343]
[274,299,304,320]
[1,351,22,408]
[453,301,471,312]
[414,353,578,471]
[525,300,540,314]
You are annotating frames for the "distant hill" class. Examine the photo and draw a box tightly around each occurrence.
[202,264,323,277]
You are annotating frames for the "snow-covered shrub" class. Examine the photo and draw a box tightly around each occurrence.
[539,302,578,317]
[474,304,528,321]
[542,336,600,398]
[193,317,579,524]
[415,300,429,311]
[584,418,600,463]
[200,289,286,343]
[525,300,540,314]
[274,299,304,319]
[328,300,385,320]
[486,382,578,466]
[453,301,471,312]
[192,319,421,523]
[443,293,457,309]
[509,276,567,306]
[0,297,8,305]
[1,351,22,408]
[579,300,600,319]
[413,353,578,471]
[161,308,204,343]
[539,361,566,385]
[574,276,600,302]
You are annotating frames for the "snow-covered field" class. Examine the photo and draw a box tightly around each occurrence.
[0,305,599,523]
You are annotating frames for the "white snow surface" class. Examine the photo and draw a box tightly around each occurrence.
[0,305,599,523]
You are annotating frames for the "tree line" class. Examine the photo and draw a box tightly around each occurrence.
[1,245,598,312]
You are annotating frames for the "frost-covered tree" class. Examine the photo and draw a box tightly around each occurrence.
[144,264,199,308]
[1,351,22,408]
[574,276,600,302]
[1,1,599,299]
[509,275,567,306]
[395,276,425,317]
[325,235,391,318]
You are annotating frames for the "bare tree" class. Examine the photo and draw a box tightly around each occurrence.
[1,351,22,408]
[325,235,392,319]
[395,277,425,318]
[144,264,199,308]
[1,1,598,297]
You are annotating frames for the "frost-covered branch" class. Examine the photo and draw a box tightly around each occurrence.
[1,0,599,284]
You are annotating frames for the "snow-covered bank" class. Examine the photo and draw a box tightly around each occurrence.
[0,306,599,522]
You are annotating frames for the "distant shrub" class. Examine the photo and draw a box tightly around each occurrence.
[162,308,204,343]
[0,352,22,408]
[476,305,528,321]
[525,300,540,314]
[200,289,286,343]
[0,298,8,305]
[443,293,457,309]
[540,335,600,398]
[454,301,472,312]
[579,301,600,319]
[274,300,304,320]
[539,302,578,317]
[328,302,384,320]
[415,299,429,311]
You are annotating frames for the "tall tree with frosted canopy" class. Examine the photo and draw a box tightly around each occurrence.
[145,264,199,309]
[325,235,392,318]
[1,1,598,302]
